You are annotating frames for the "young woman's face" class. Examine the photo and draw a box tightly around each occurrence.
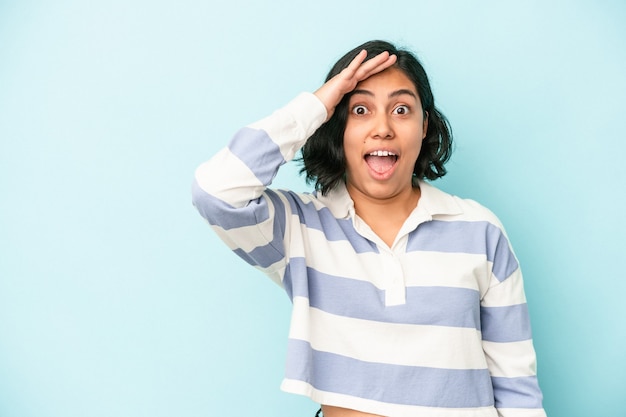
[343,67,427,203]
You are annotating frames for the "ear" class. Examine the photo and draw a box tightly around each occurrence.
[422,111,429,138]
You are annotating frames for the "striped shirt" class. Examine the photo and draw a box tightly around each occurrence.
[192,92,546,417]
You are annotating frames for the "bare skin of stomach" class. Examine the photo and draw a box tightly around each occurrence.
[321,405,385,417]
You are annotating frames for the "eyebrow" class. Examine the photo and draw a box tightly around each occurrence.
[351,88,418,99]
[389,89,417,99]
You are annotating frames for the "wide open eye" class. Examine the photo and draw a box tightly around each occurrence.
[352,105,369,115]
[393,105,410,115]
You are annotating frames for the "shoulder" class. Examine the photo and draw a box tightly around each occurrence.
[454,196,503,226]
[421,181,505,228]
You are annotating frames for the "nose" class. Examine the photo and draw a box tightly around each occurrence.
[371,113,394,139]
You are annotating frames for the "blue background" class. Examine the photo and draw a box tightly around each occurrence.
[1,1,625,416]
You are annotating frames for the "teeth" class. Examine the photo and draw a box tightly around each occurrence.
[369,150,396,156]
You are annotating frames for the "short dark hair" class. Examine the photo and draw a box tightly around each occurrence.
[300,40,453,195]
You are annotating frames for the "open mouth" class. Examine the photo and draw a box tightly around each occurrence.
[364,150,398,174]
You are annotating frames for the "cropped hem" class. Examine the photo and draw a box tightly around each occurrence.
[281,378,499,417]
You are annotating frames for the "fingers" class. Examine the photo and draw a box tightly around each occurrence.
[343,50,397,82]
[344,49,368,74]
[353,51,397,81]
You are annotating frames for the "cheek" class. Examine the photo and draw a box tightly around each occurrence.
[341,136,357,167]
[415,134,425,152]
[406,135,424,164]
[343,126,365,153]
[343,122,361,142]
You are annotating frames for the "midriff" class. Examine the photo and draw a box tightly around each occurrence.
[321,405,385,417]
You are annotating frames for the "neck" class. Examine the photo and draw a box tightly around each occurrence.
[347,183,421,247]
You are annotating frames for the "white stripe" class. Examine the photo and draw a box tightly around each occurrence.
[195,148,264,208]
[481,269,527,307]
[495,408,547,417]
[249,92,327,161]
[260,261,286,286]
[212,222,272,252]
[289,297,487,370]
[482,339,538,377]
[281,379,499,417]
[402,251,492,292]
[288,227,399,290]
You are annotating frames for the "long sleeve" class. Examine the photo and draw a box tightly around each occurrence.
[191,92,327,283]
[480,226,547,417]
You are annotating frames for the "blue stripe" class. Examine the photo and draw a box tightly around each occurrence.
[283,259,480,328]
[233,243,283,269]
[407,220,519,282]
[492,375,543,409]
[228,127,285,185]
[191,179,271,230]
[281,190,378,253]
[481,304,532,342]
[489,227,518,283]
[285,339,494,408]
[309,267,481,328]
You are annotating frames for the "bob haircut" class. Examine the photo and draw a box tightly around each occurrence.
[300,40,453,196]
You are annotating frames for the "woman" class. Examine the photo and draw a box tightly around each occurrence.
[192,40,546,417]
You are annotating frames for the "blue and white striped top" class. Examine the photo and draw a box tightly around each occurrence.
[192,92,546,417]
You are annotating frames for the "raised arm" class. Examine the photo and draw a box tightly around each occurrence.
[191,51,397,282]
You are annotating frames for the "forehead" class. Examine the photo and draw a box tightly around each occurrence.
[353,67,418,96]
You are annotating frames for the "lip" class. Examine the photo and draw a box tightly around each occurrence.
[363,148,400,180]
